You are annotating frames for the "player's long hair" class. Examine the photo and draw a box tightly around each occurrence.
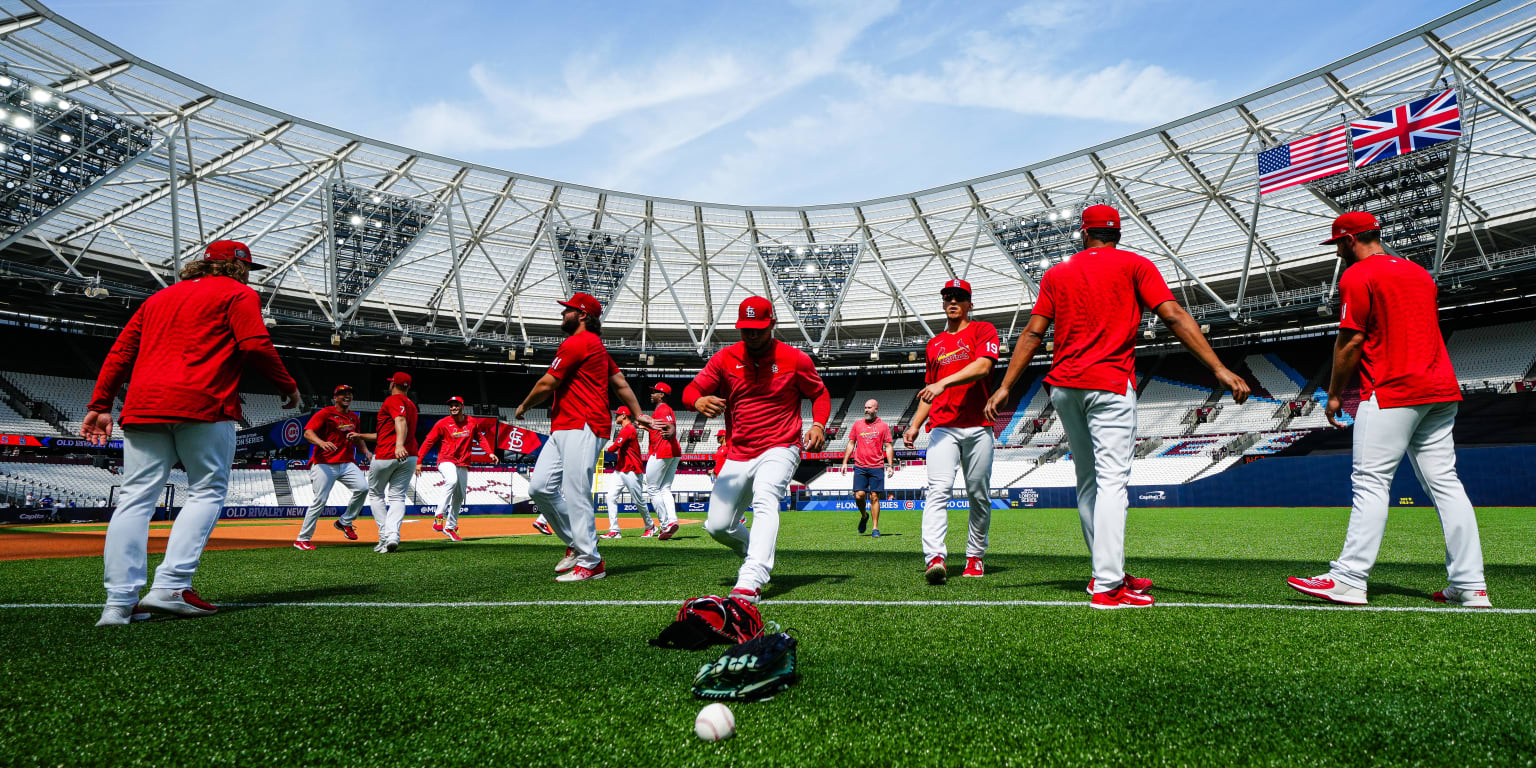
[179,259,250,283]
[584,314,603,337]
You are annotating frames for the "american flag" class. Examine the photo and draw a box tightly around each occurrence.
[1256,126,1350,195]
[1351,88,1461,167]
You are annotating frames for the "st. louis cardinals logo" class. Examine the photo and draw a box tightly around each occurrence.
[745,306,756,318]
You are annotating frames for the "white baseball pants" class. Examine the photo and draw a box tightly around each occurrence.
[1052,384,1137,593]
[298,462,367,541]
[103,420,236,607]
[921,427,994,562]
[529,426,603,569]
[705,446,798,592]
[1330,396,1485,591]
[433,461,469,530]
[367,456,416,545]
[645,456,680,526]
[606,470,649,532]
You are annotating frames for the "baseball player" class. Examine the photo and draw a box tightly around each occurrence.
[515,293,650,582]
[841,399,895,537]
[903,279,999,585]
[83,240,299,626]
[294,384,369,550]
[602,406,652,539]
[985,204,1249,609]
[710,429,728,479]
[684,295,830,604]
[645,382,684,539]
[1288,212,1489,607]
[416,396,496,542]
[354,372,418,553]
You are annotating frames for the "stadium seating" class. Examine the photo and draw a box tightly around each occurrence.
[2,372,97,436]
[1446,320,1536,388]
[0,399,59,436]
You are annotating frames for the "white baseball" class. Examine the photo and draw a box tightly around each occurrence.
[694,702,735,742]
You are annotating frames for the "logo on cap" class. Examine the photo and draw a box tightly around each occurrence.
[736,296,775,329]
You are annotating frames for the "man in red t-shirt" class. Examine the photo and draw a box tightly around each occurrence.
[82,240,299,625]
[295,384,369,549]
[841,399,894,537]
[416,396,496,541]
[903,279,999,584]
[602,406,652,538]
[645,382,684,539]
[710,429,728,479]
[684,296,830,604]
[985,205,1248,608]
[1288,212,1488,607]
[355,372,418,552]
[515,293,650,582]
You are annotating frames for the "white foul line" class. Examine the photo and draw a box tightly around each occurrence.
[1,600,1532,614]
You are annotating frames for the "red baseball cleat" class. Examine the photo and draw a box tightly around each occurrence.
[332,520,358,540]
[293,540,315,551]
[600,530,621,539]
[658,523,679,540]
[432,516,445,533]
[1287,574,1367,605]
[729,587,761,605]
[1090,586,1155,610]
[555,561,606,582]
[444,528,463,542]
[1432,586,1491,607]
[962,557,984,577]
[924,556,947,585]
[1087,572,1154,595]
[532,519,554,535]
[139,588,218,617]
[555,547,578,574]
[640,525,659,538]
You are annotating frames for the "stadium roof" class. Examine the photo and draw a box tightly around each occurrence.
[2,0,1536,358]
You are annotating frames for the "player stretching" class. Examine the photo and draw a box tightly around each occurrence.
[646,382,683,539]
[1288,212,1489,607]
[684,296,830,604]
[904,279,999,585]
[515,293,650,582]
[985,205,1248,608]
[841,399,894,537]
[417,396,495,542]
[84,240,298,625]
[603,406,652,538]
[355,372,418,553]
[295,384,369,550]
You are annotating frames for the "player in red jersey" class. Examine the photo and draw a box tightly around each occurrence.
[710,429,728,479]
[353,372,418,553]
[416,396,496,542]
[1288,212,1489,607]
[841,399,894,537]
[602,406,652,538]
[985,205,1248,609]
[645,382,684,539]
[684,296,830,604]
[295,384,369,549]
[83,240,299,625]
[903,279,999,584]
[515,293,650,582]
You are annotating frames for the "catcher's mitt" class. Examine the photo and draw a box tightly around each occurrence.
[648,595,764,650]
[691,632,798,702]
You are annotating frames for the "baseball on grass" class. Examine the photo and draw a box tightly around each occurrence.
[694,702,736,742]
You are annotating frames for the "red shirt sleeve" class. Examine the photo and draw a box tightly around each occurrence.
[1338,269,1370,333]
[228,289,297,392]
[475,419,499,456]
[797,353,832,425]
[683,353,725,410]
[1132,257,1176,310]
[304,410,328,432]
[975,323,1001,360]
[548,335,589,381]
[1030,272,1056,319]
[90,306,143,412]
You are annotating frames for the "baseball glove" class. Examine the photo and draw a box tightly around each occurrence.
[648,595,764,651]
[691,632,799,702]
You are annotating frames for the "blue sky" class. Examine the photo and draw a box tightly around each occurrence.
[54,0,1461,206]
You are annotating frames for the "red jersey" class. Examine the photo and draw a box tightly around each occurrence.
[305,407,361,464]
[683,340,831,461]
[1338,255,1461,408]
[924,321,1000,430]
[647,402,683,459]
[88,276,295,424]
[420,415,495,465]
[713,442,728,475]
[1031,247,1174,393]
[607,422,645,474]
[548,330,619,438]
[375,394,419,460]
[848,417,893,468]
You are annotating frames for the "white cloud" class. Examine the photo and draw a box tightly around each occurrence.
[1005,0,1082,29]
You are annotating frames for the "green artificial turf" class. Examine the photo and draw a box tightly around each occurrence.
[1,507,1533,767]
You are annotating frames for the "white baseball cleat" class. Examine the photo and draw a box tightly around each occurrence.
[1287,574,1368,606]
[95,604,151,626]
[554,547,579,574]
[373,542,388,553]
[555,561,606,582]
[385,539,399,553]
[139,588,218,617]
[1432,586,1492,608]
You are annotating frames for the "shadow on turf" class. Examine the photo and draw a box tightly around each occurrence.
[219,584,379,611]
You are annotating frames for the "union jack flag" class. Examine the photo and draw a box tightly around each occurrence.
[1350,88,1461,167]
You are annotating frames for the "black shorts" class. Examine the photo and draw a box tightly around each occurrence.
[852,466,885,493]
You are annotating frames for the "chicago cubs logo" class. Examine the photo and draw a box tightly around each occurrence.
[283,420,302,445]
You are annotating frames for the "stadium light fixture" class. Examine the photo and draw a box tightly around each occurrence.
[330,332,342,347]
[990,197,1109,282]
[553,224,642,311]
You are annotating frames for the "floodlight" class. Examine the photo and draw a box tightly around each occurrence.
[58,133,71,143]
[56,99,70,111]
[0,76,10,87]
[30,88,49,104]
[349,215,363,226]
[12,114,31,130]
[400,334,413,346]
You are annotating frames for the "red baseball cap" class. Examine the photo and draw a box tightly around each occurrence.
[447,396,465,405]
[1321,211,1380,245]
[558,292,602,317]
[616,406,631,416]
[652,382,672,395]
[203,240,266,270]
[716,429,727,437]
[387,372,412,388]
[332,384,353,395]
[736,296,775,329]
[941,278,972,299]
[1080,205,1121,230]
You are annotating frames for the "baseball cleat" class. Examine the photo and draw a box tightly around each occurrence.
[871,528,881,538]
[1090,586,1155,609]
[432,516,445,533]
[293,540,316,551]
[1287,574,1367,605]
[444,528,463,542]
[555,561,606,582]
[600,530,622,539]
[333,520,358,540]
[641,525,659,538]
[139,588,218,618]
[962,557,985,578]
[858,512,869,534]
[658,523,679,540]
[729,587,761,605]
[385,539,399,553]
[1432,586,1492,608]
[555,547,579,574]
[95,604,151,626]
[1086,573,1154,595]
[925,556,947,586]
[531,519,554,536]
[373,542,388,553]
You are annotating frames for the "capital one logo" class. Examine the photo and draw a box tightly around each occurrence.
[1138,490,1167,501]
